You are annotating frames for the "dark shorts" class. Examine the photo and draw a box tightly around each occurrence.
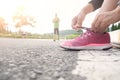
[54,28,59,35]
[89,0,103,10]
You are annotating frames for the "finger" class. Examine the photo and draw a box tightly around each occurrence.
[72,24,81,30]
[94,19,101,31]
[72,16,79,29]
[92,15,102,32]
[71,20,77,29]
[73,20,82,30]
[71,23,76,29]
[75,22,82,30]
[99,22,109,33]
[96,16,108,33]
[92,18,99,32]
[92,15,99,29]
[77,16,84,27]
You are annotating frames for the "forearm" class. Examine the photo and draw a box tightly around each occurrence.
[114,6,120,21]
[117,0,120,13]
[100,0,119,12]
[80,4,94,15]
[116,6,120,13]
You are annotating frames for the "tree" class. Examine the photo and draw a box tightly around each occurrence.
[118,23,120,29]
[111,24,115,31]
[12,6,36,31]
[114,24,118,30]
[13,15,36,28]
[0,17,7,33]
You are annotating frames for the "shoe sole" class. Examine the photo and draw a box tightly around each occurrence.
[60,44,112,50]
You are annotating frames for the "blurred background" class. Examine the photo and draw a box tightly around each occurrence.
[0,0,119,40]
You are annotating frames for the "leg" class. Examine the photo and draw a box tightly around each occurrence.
[53,28,56,41]
[56,28,59,40]
[54,28,58,41]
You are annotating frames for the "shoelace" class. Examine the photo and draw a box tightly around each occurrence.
[75,28,92,40]
[77,26,106,39]
[81,30,91,38]
[79,27,92,38]
[80,26,91,31]
[81,26,106,34]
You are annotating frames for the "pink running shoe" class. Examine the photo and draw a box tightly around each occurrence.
[60,28,112,50]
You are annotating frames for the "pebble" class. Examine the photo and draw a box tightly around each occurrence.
[33,68,43,75]
[0,73,10,80]
[58,77,65,80]
[53,72,60,78]
[27,70,37,79]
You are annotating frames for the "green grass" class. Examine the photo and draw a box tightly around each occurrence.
[0,32,80,39]
[0,33,40,39]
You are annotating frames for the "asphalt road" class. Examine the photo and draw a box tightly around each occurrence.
[0,38,120,80]
[0,38,83,80]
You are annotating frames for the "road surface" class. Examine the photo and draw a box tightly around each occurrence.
[0,38,120,80]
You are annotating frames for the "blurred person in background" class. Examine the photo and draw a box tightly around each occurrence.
[52,13,60,41]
